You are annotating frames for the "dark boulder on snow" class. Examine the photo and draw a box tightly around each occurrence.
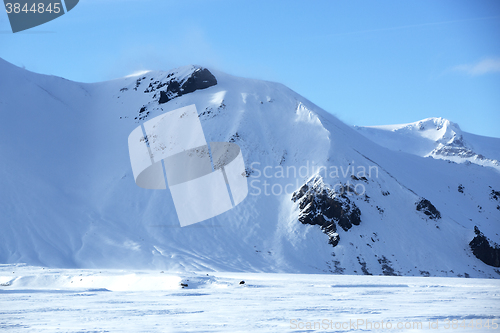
[292,176,361,247]
[328,233,340,247]
[416,198,441,220]
[469,226,500,267]
[378,256,399,276]
[158,68,217,104]
[490,189,500,201]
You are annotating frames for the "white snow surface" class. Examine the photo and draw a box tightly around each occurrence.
[355,118,500,170]
[1,265,499,332]
[0,57,499,279]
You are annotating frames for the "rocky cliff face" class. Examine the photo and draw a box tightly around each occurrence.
[470,226,500,268]
[291,176,361,247]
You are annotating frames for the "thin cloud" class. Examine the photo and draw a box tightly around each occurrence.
[125,70,152,78]
[453,58,500,76]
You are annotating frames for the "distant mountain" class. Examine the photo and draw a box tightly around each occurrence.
[0,57,499,277]
[355,117,500,171]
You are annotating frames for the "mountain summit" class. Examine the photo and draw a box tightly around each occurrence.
[0,58,499,277]
[356,117,500,171]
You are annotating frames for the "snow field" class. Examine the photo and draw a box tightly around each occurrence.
[1,265,499,332]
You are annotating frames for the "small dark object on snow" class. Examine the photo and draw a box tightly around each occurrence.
[180,283,188,288]
[239,281,245,285]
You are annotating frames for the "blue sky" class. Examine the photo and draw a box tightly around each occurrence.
[1,0,500,137]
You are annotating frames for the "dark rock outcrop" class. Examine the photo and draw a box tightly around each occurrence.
[490,189,500,201]
[357,257,372,275]
[416,198,441,220]
[133,67,218,121]
[158,68,217,104]
[291,176,361,247]
[378,256,398,276]
[469,226,500,267]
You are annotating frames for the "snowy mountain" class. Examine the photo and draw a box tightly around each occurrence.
[355,117,500,171]
[0,57,499,278]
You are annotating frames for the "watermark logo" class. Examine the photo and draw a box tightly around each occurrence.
[248,161,379,197]
[4,0,79,33]
[128,104,248,227]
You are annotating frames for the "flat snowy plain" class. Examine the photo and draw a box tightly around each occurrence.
[1,265,499,332]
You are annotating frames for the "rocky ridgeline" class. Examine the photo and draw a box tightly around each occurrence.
[124,67,218,122]
[157,68,217,104]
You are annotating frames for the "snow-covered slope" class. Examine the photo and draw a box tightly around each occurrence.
[355,117,500,170]
[0,58,499,278]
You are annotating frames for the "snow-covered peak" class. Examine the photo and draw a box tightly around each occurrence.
[360,117,461,143]
[356,117,499,170]
[416,116,460,130]
[409,117,463,147]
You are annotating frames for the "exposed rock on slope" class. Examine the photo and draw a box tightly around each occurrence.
[130,66,217,121]
[158,68,217,104]
[291,176,361,247]
[470,226,500,267]
[416,198,441,220]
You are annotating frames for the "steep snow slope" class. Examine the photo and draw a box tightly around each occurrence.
[0,58,499,278]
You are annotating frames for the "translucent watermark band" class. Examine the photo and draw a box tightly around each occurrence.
[128,104,248,227]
